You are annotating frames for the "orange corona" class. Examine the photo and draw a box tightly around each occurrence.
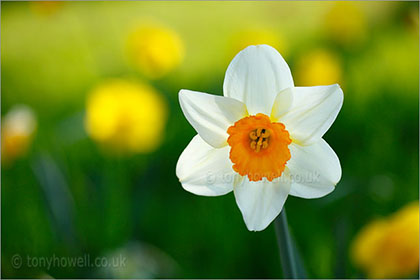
[227,113,292,182]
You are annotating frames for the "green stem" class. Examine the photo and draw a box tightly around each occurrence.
[274,208,298,279]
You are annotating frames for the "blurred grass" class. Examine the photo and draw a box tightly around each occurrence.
[2,1,419,279]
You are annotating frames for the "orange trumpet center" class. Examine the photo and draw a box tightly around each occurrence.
[227,113,292,182]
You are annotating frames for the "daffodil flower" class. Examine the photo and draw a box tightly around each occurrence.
[176,45,343,231]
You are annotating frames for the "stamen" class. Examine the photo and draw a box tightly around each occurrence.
[249,127,271,153]
[261,130,270,138]
[249,131,258,140]
[262,139,269,149]
[250,141,256,150]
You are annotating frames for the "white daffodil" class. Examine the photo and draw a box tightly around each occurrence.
[176,45,343,231]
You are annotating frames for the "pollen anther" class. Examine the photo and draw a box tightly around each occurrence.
[249,128,270,153]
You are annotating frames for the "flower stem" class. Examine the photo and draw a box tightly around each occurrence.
[274,208,298,279]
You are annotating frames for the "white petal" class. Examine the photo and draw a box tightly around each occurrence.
[176,135,235,196]
[287,139,341,199]
[280,84,343,145]
[233,176,291,231]
[223,45,294,116]
[179,89,247,148]
[270,87,293,121]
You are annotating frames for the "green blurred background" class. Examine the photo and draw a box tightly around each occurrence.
[1,1,419,278]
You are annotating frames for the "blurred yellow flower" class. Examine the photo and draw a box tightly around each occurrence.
[324,2,367,46]
[29,1,64,16]
[85,79,168,154]
[126,21,185,79]
[229,28,287,59]
[351,202,419,278]
[1,105,37,165]
[294,49,342,86]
